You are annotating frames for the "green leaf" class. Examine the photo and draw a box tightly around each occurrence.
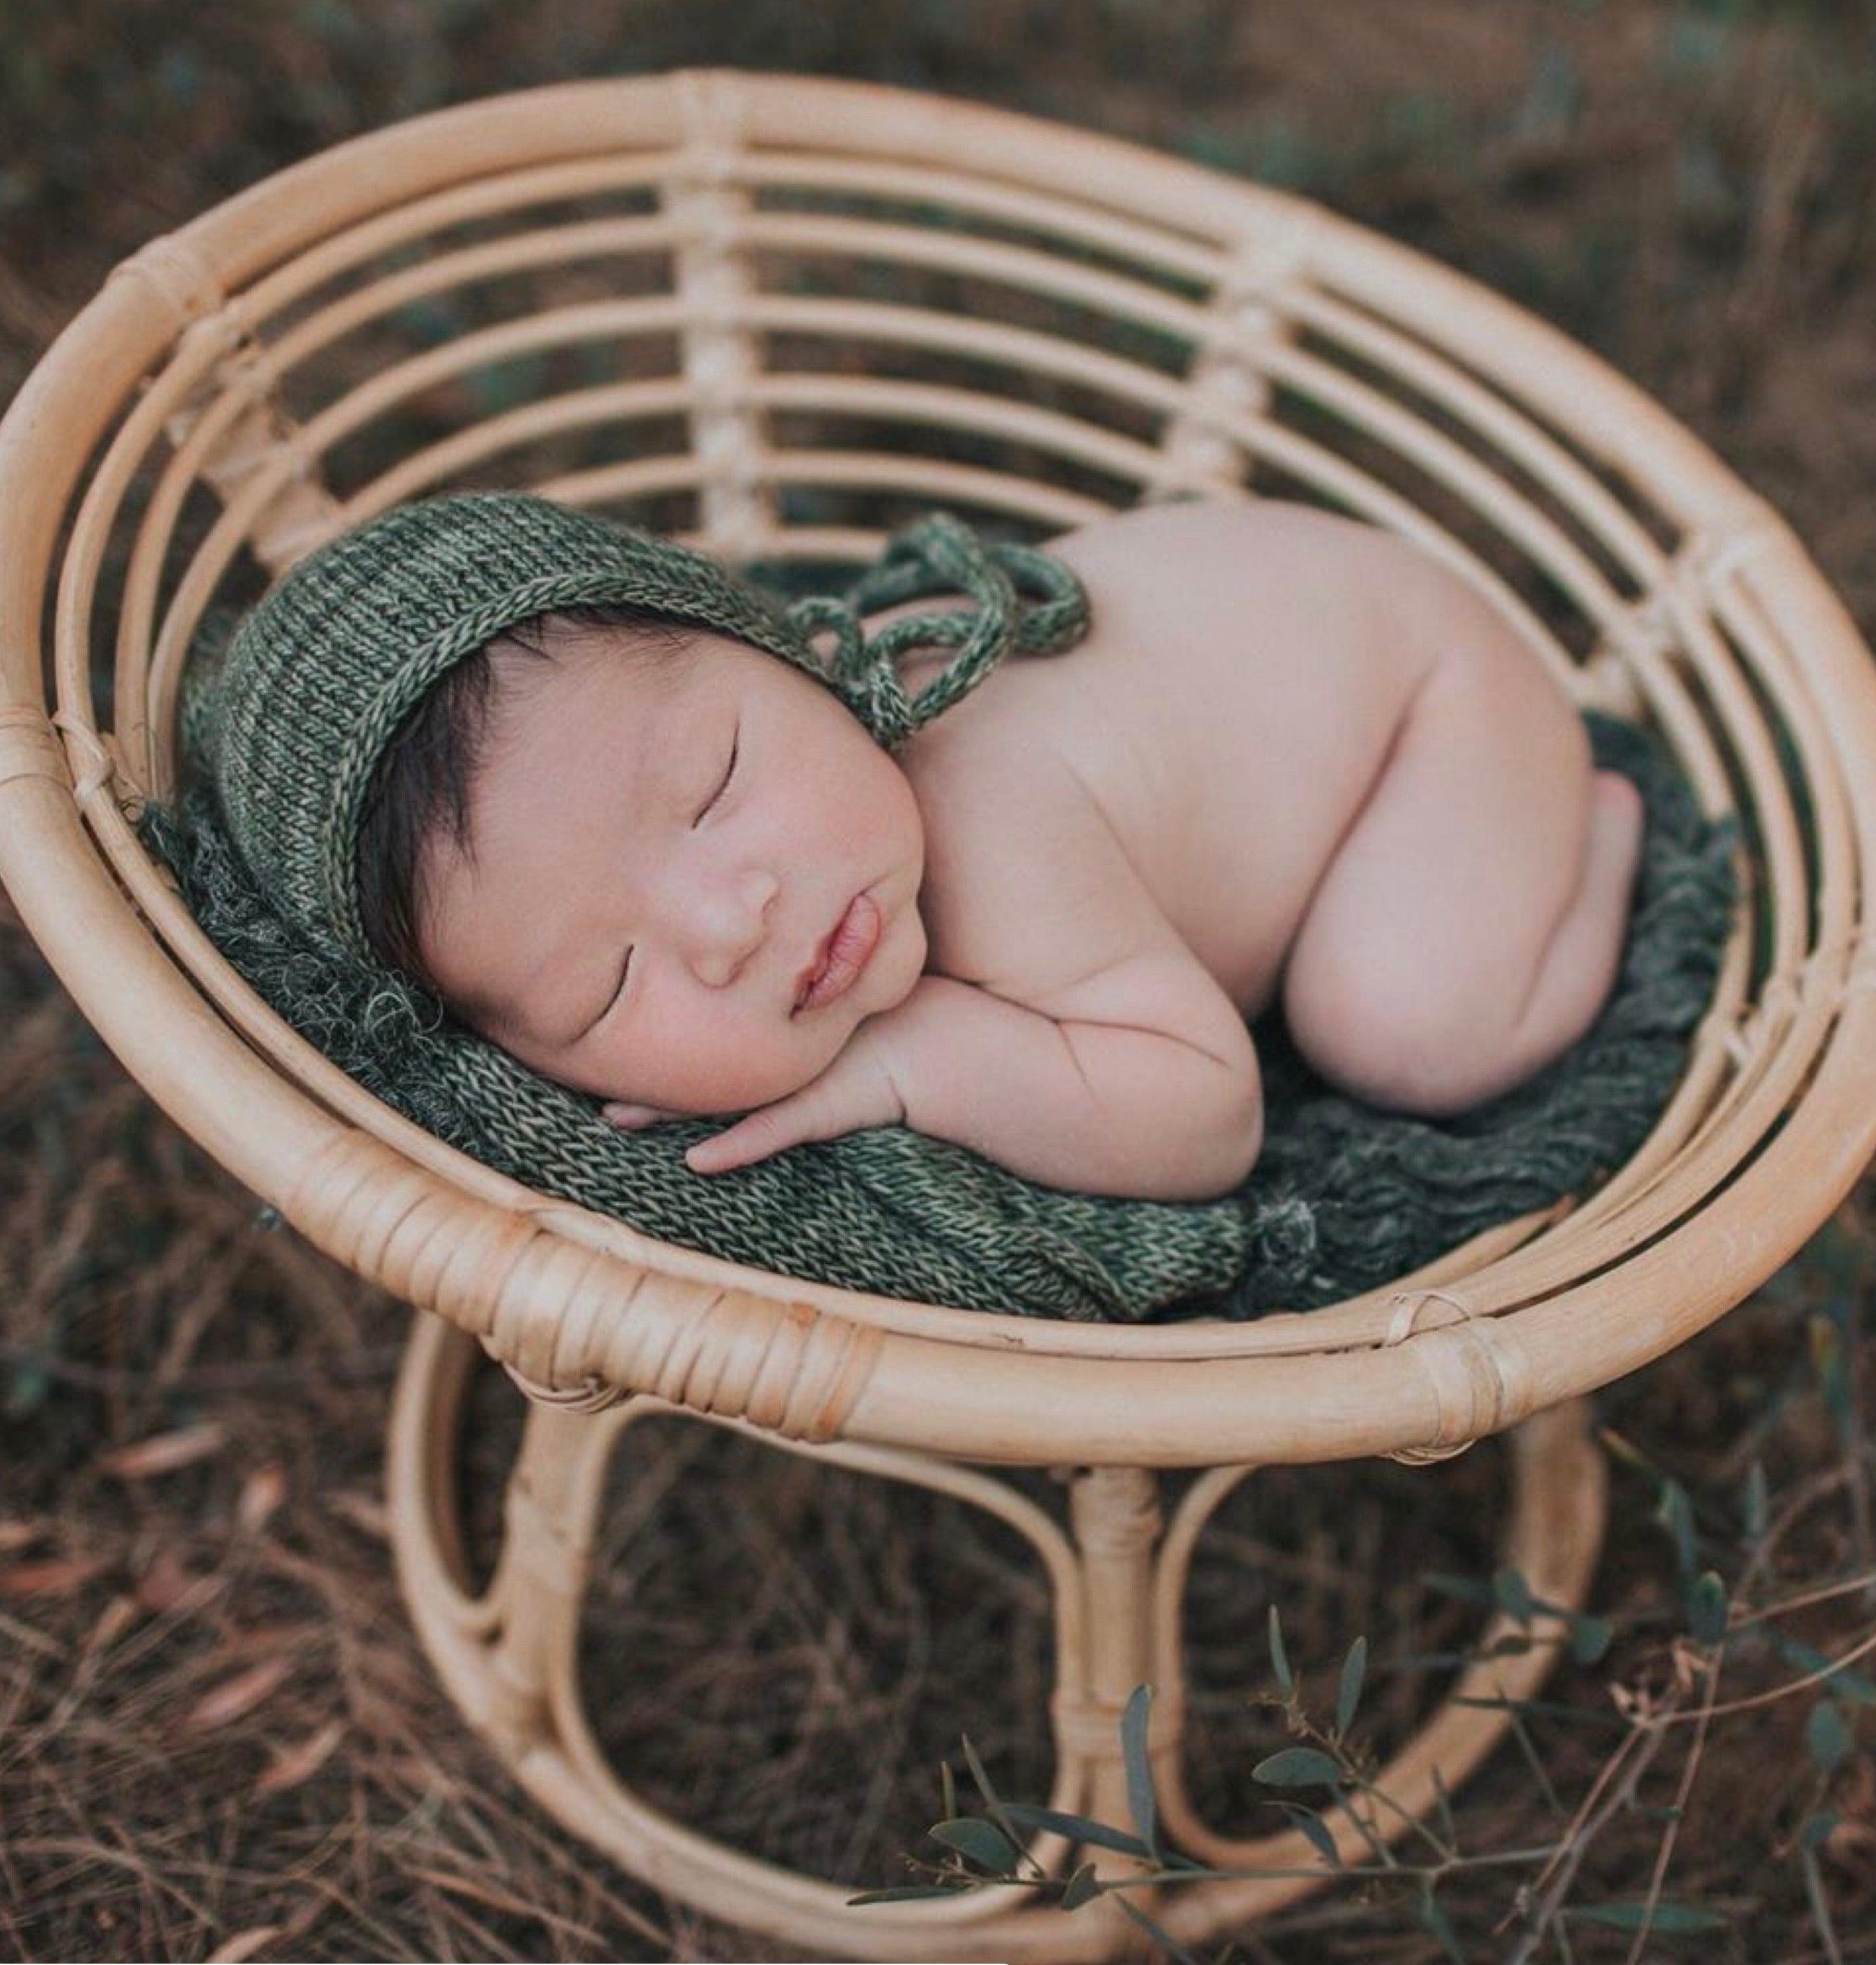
[929,1818,1020,1874]
[1418,1879,1467,1963]
[1278,1802,1340,1867]
[1807,1699,1852,1772]
[1741,1460,1769,1543]
[1805,1218,1872,1294]
[847,1884,971,1903]
[1494,1566,1535,1623]
[940,1759,956,1822]
[1655,1480,1699,1583]
[1424,1571,1495,1606]
[1061,1862,1103,1909]
[1121,1684,1160,1862]
[1336,1635,1367,1737]
[1810,1315,1854,1435]
[1570,1613,1614,1665]
[959,1733,1000,1810]
[1253,1747,1342,1787]
[1268,1602,1293,1697]
[1001,1803,1154,1859]
[1114,1893,1205,1965]
[1570,1900,1728,1934]
[1801,1810,1840,1850]
[959,1733,1025,1855]
[1685,1570,1729,1646]
[1429,1765,1459,1850]
[1771,1632,1876,1705]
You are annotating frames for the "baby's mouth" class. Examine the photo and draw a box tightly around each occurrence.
[794,890,880,1012]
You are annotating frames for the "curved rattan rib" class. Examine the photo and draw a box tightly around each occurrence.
[4,69,1875,1462]
[29,84,1847,1289]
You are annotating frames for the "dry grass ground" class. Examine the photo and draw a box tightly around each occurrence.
[5,1,1876,1958]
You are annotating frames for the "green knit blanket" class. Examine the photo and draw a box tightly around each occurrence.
[141,693,1737,1323]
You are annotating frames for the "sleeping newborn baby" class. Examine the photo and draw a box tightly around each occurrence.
[384,497,1645,1202]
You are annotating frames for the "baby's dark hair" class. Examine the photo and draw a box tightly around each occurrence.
[355,602,699,1002]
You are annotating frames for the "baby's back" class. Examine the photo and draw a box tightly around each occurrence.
[883,498,1440,1020]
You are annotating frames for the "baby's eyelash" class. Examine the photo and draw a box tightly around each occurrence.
[598,729,737,1034]
[695,729,739,825]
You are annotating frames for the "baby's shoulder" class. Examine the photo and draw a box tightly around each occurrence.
[1040,493,1446,615]
[904,727,1251,1065]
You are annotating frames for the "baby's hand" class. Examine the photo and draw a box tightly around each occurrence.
[682,1021,909,1175]
[600,1101,680,1130]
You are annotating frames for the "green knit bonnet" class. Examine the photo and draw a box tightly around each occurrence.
[143,492,1740,1324]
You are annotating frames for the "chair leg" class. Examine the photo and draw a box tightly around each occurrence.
[387,1313,1606,1963]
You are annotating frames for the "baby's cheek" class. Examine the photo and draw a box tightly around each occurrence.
[593,1016,839,1116]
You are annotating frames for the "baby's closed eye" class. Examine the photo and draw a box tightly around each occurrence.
[695,725,739,824]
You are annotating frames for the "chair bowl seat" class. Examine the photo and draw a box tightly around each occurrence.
[1,69,1873,1465]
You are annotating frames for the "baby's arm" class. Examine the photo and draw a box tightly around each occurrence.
[675,964,1262,1201]
[880,971,1264,1200]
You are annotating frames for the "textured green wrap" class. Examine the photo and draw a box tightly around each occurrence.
[142,491,1739,1322]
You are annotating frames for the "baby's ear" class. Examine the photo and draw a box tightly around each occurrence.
[601,1101,676,1129]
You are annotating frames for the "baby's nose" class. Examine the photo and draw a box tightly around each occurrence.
[692,868,779,985]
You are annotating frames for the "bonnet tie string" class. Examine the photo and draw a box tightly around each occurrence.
[783,509,1091,752]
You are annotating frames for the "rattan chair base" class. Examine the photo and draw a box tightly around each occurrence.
[388,1314,1604,1960]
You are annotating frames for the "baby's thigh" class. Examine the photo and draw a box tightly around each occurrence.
[1280,642,1593,1074]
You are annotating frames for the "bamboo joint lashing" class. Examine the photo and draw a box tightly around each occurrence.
[1070,1465,1162,1557]
[1378,1288,1523,1463]
[1722,961,1808,1071]
[673,68,748,183]
[500,1361,625,1412]
[173,301,254,371]
[1050,1687,1179,1764]
[48,710,142,815]
[1621,587,1695,667]
[106,229,225,333]
[0,705,71,799]
[1676,501,1795,595]
[1215,207,1325,313]
[1380,1286,1478,1346]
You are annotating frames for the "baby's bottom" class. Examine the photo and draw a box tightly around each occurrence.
[1279,645,1646,1118]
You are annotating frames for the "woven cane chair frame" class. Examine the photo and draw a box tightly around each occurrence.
[3,67,1874,1464]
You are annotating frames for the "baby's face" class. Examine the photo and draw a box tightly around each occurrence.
[416,622,930,1114]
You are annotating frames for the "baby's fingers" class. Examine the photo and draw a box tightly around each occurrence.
[685,1115,784,1174]
[685,1094,840,1173]
[602,1101,676,1130]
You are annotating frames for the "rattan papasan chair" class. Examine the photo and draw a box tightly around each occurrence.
[4,69,1875,1963]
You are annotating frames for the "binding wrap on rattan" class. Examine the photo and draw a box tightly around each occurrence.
[1380,1287,1500,1463]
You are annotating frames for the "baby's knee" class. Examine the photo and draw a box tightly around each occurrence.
[1281,932,1499,1116]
